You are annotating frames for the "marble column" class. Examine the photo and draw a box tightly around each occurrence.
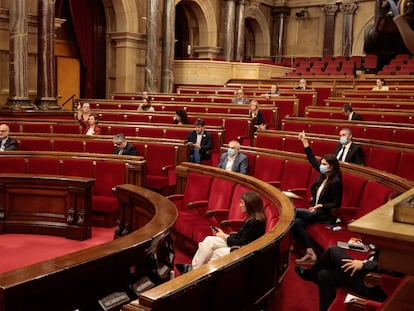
[322,4,339,57]
[234,0,246,61]
[161,0,175,93]
[223,0,236,61]
[340,2,358,57]
[5,0,35,110]
[36,0,60,110]
[271,7,290,62]
[145,0,162,93]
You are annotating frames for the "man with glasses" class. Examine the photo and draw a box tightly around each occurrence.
[0,124,18,151]
[112,133,138,156]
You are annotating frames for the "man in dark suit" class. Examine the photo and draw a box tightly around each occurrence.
[112,133,138,156]
[186,119,213,163]
[0,124,18,151]
[217,140,248,174]
[342,103,363,121]
[335,128,365,165]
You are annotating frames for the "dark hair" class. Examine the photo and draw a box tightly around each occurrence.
[142,99,151,111]
[378,78,386,85]
[241,191,266,222]
[175,109,190,124]
[315,153,342,185]
[194,118,205,127]
[342,103,353,112]
[89,114,99,124]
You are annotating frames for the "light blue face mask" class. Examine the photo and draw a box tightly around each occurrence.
[227,149,236,157]
[319,164,330,174]
[340,136,348,145]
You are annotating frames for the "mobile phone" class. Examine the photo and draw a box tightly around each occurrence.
[211,226,219,233]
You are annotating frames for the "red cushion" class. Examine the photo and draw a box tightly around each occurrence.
[92,195,119,213]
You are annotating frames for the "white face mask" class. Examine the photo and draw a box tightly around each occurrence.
[227,149,237,157]
[339,136,348,145]
[319,164,330,174]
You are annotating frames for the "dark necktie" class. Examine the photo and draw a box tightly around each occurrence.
[338,146,346,161]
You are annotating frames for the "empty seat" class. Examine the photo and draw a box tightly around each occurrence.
[26,157,60,175]
[61,158,94,178]
[19,139,51,151]
[0,157,26,173]
[53,139,84,152]
[92,160,127,227]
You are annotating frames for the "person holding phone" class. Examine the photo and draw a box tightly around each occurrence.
[176,192,266,274]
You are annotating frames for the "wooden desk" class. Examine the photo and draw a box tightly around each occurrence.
[0,174,94,240]
[348,188,414,310]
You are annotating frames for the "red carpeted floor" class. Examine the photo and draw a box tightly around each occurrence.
[0,227,115,274]
[0,230,319,311]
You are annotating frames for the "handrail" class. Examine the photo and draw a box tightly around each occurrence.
[61,94,77,107]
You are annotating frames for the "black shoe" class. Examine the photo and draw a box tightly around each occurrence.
[175,263,193,274]
[295,266,316,283]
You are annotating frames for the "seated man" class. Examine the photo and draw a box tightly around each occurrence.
[217,140,248,174]
[186,118,213,163]
[295,78,311,90]
[335,128,365,165]
[295,246,389,311]
[232,89,250,105]
[261,84,280,98]
[342,103,362,121]
[112,133,138,156]
[0,124,18,151]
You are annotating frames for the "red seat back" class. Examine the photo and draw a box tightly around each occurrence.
[61,159,94,178]
[253,156,285,184]
[0,157,26,173]
[355,181,392,219]
[93,161,126,196]
[26,157,60,175]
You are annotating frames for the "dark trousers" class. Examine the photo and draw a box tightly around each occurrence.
[311,246,387,311]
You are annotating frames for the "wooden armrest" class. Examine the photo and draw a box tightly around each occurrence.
[220,219,244,231]
[166,194,184,203]
[187,200,208,210]
[161,164,176,173]
[282,191,303,200]
[205,209,229,219]
[267,181,281,187]
[364,272,382,288]
[285,187,308,196]
[345,297,367,311]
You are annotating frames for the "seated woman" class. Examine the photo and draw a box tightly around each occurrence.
[79,114,102,136]
[292,131,342,265]
[372,78,389,91]
[176,191,266,274]
[173,109,190,125]
[248,100,266,131]
[137,98,155,111]
[76,102,91,122]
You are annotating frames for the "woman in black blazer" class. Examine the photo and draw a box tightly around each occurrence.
[293,131,343,265]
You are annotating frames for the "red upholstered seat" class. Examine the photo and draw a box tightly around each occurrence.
[282,137,305,153]
[92,160,127,227]
[52,124,82,134]
[0,157,25,173]
[279,160,311,196]
[310,140,337,158]
[19,139,51,151]
[144,144,178,193]
[223,118,252,144]
[190,179,237,242]
[255,134,283,150]
[60,159,94,178]
[26,157,60,175]
[21,123,51,134]
[366,147,401,174]
[253,155,285,187]
[396,151,414,181]
[264,203,280,232]
[84,140,113,154]
[108,125,137,137]
[137,127,165,138]
[53,139,84,152]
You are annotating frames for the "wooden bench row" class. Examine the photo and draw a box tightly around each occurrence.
[0,152,144,227]
[305,106,414,124]
[324,97,414,110]
[253,130,414,182]
[0,185,178,310]
[281,116,414,145]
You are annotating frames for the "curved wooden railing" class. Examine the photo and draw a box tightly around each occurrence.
[0,185,177,311]
[124,163,295,311]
